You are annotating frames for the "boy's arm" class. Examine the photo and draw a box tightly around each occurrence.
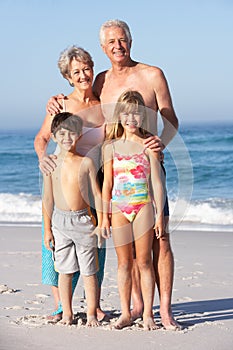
[147,149,166,239]
[42,174,55,250]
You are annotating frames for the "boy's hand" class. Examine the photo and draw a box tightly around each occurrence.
[44,230,55,251]
[90,226,103,248]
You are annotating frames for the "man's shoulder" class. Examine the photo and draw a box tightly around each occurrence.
[138,62,163,76]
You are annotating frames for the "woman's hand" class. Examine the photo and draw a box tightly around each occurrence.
[39,154,57,175]
[46,94,65,115]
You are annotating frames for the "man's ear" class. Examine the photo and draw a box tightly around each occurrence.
[101,44,106,54]
[129,40,132,49]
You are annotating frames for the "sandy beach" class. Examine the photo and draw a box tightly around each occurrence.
[0,225,233,350]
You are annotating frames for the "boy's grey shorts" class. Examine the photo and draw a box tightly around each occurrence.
[52,207,98,276]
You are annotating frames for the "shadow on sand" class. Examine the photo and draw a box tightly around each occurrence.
[168,298,233,327]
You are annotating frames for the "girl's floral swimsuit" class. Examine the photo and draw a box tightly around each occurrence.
[112,146,151,222]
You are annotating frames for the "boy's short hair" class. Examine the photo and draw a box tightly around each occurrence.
[51,112,83,136]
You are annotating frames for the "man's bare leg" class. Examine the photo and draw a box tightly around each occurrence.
[153,217,180,330]
[58,273,73,325]
[83,274,99,327]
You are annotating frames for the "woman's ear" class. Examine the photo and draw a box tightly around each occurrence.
[51,133,57,143]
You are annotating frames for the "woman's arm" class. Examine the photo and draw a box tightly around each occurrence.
[42,174,55,250]
[34,113,57,175]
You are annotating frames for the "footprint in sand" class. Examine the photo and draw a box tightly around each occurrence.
[0,284,17,294]
[4,305,24,310]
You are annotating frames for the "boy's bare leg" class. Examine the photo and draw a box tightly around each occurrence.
[58,273,73,325]
[82,274,99,327]
[153,217,181,330]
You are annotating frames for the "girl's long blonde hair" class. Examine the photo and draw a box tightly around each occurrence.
[107,90,148,140]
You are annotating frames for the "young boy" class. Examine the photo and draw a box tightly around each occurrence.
[42,112,102,326]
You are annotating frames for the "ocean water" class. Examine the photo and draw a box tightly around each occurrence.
[0,123,232,231]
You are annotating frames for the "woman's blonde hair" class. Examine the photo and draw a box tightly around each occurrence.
[107,90,147,140]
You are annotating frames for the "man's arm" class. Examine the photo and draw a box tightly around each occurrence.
[153,68,179,147]
[147,149,165,239]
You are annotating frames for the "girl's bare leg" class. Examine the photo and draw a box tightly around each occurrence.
[134,204,158,330]
[82,274,99,327]
[58,273,73,325]
[112,212,133,329]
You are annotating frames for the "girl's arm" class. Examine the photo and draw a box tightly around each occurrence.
[101,142,114,239]
[42,174,55,250]
[147,149,166,239]
[87,159,103,248]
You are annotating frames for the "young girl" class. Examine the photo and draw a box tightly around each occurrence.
[101,90,166,330]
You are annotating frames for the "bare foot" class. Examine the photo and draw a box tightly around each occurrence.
[58,315,73,326]
[130,308,143,321]
[97,308,109,322]
[46,312,62,323]
[114,315,132,330]
[143,316,159,331]
[161,312,182,331]
[86,315,100,327]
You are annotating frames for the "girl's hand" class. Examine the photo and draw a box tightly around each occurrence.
[101,219,111,239]
[44,230,55,251]
[154,216,165,239]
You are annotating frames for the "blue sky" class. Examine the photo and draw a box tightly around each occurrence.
[1,0,232,130]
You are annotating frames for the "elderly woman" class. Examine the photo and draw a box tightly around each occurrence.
[34,46,106,322]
